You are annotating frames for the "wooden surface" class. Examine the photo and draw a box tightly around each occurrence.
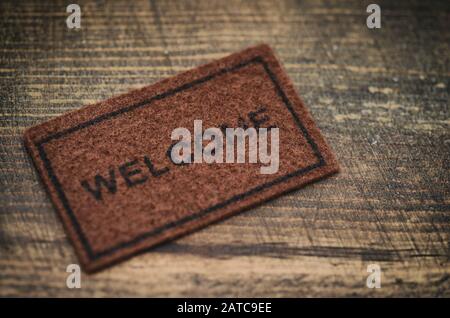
[0,0,449,297]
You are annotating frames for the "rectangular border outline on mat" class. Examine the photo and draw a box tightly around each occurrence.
[34,56,326,261]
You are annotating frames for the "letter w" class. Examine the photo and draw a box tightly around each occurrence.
[80,169,117,201]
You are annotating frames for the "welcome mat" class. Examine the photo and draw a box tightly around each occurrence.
[24,44,339,272]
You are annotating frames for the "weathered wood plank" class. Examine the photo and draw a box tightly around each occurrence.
[0,0,449,297]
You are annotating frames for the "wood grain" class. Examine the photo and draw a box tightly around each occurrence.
[0,0,449,297]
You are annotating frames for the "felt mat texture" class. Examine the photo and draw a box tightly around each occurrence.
[24,44,339,272]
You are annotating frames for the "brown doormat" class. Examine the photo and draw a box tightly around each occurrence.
[24,44,339,272]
